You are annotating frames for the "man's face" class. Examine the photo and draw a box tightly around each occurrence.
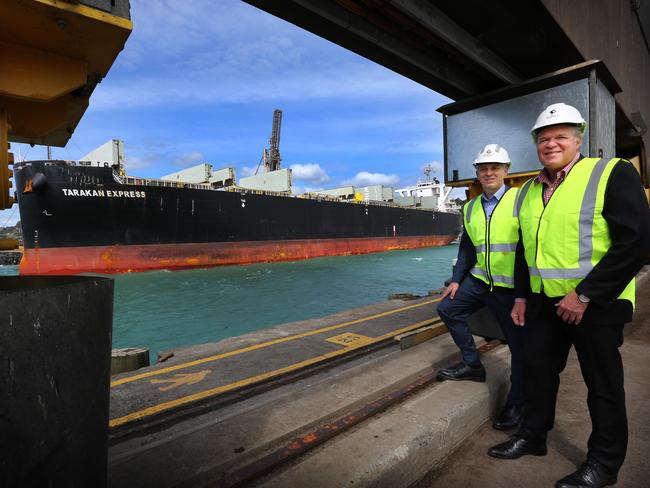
[476,163,508,194]
[536,125,582,172]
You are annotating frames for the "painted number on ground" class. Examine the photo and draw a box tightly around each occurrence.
[326,332,372,347]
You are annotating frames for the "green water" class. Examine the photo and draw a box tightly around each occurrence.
[0,244,457,360]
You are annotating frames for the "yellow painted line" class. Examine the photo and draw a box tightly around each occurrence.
[109,317,446,428]
[111,297,442,387]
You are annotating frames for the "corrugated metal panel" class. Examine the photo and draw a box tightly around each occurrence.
[591,75,616,158]
[446,79,590,182]
[314,186,355,198]
[240,168,292,192]
[161,164,212,184]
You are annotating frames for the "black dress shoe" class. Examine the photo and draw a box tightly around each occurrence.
[493,404,524,430]
[436,362,486,382]
[487,435,547,459]
[555,460,617,488]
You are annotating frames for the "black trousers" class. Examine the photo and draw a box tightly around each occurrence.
[437,276,525,405]
[522,294,627,474]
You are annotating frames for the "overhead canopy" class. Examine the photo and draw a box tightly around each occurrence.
[244,0,650,181]
[242,0,582,100]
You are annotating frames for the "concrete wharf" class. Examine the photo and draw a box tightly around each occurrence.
[108,269,650,488]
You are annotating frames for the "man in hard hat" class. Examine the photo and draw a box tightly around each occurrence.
[488,103,650,488]
[436,143,525,431]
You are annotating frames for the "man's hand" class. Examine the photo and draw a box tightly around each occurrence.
[441,282,460,300]
[511,301,526,326]
[555,290,588,325]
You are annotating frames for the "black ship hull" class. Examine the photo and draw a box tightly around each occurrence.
[14,161,462,274]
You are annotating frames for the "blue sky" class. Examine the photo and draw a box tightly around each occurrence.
[2,0,454,226]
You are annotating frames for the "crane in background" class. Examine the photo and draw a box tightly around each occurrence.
[263,109,283,173]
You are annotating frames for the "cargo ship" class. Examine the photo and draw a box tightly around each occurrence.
[13,158,460,275]
[13,111,461,275]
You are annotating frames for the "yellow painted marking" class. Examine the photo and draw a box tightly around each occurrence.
[326,332,372,346]
[150,370,211,392]
[111,297,441,387]
[109,317,445,428]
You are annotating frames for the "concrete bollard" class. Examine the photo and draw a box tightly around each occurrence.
[0,276,113,488]
[111,347,150,375]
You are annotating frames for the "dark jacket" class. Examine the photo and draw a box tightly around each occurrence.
[451,227,475,284]
[514,158,650,325]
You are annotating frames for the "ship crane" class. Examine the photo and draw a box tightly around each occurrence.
[263,109,283,172]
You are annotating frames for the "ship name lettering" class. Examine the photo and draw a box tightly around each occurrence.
[62,188,145,198]
[62,188,106,197]
[104,190,146,198]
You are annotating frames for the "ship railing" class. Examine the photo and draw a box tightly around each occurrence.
[299,192,434,211]
[115,173,435,211]
[223,186,292,197]
[121,175,213,190]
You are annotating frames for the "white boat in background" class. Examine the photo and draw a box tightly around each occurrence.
[395,164,461,213]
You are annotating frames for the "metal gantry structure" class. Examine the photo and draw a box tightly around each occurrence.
[264,109,284,173]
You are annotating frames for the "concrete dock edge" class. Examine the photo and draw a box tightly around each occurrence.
[256,268,650,488]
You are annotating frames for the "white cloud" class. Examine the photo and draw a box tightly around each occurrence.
[54,0,450,193]
[289,163,330,184]
[292,185,325,195]
[342,171,400,187]
[172,151,204,167]
[93,65,426,110]
[92,0,432,111]
[240,166,259,177]
[125,155,154,170]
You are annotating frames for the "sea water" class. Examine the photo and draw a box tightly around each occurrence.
[0,244,458,361]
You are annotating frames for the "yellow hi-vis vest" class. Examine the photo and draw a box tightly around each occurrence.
[463,187,519,289]
[516,157,635,306]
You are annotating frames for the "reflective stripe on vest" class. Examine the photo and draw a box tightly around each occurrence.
[469,266,514,286]
[474,243,518,253]
[518,158,635,306]
[513,178,535,217]
[463,187,519,289]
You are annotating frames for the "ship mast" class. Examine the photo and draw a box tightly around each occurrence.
[263,109,283,173]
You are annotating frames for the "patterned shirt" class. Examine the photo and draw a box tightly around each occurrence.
[535,153,581,205]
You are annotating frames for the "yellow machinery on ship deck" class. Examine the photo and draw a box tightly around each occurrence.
[0,0,132,210]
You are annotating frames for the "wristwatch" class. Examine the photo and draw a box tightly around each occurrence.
[577,294,591,304]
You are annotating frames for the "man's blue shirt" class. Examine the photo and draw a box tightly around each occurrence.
[481,184,507,220]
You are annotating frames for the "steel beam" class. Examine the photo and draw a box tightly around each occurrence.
[387,0,523,84]
[244,0,493,98]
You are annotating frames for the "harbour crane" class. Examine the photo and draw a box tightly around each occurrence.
[263,109,283,173]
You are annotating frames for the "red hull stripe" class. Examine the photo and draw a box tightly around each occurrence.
[19,236,457,275]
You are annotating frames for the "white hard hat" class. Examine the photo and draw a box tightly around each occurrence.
[531,103,586,136]
[473,144,511,166]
